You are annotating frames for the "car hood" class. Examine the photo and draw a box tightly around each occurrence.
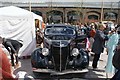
[44,36,75,48]
[51,40,71,47]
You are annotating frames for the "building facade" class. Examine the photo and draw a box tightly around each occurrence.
[0,1,119,24]
[29,7,119,24]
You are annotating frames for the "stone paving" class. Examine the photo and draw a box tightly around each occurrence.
[12,48,113,80]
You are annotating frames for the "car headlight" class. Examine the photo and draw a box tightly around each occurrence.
[71,48,79,56]
[42,48,49,56]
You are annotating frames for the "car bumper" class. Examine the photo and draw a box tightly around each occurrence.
[32,68,88,75]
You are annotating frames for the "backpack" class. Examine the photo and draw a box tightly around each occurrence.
[112,39,120,69]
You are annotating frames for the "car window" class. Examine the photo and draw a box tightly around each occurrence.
[45,27,75,35]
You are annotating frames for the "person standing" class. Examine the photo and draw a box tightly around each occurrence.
[2,38,23,66]
[110,26,120,80]
[89,23,96,51]
[0,37,16,80]
[91,23,106,69]
[105,28,119,78]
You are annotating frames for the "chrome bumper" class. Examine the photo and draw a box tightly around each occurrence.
[33,68,88,75]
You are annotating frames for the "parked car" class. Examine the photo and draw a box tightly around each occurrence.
[31,24,89,77]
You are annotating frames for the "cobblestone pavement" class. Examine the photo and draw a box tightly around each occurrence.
[13,48,113,80]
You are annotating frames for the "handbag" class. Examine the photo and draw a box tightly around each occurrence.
[112,44,120,69]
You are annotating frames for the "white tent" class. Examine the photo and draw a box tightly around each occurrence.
[0,6,43,57]
[33,13,43,22]
[32,12,43,29]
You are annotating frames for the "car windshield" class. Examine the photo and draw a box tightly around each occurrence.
[45,27,75,35]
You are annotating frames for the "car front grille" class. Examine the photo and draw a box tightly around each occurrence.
[51,45,69,71]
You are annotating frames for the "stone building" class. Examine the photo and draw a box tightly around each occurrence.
[0,0,120,24]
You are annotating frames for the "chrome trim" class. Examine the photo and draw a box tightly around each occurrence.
[33,68,88,75]
[60,40,62,71]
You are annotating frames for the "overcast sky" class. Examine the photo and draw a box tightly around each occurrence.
[0,0,119,3]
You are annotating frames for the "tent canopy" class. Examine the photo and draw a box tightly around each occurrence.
[33,12,43,22]
[0,6,43,21]
[0,6,43,57]
[0,6,33,17]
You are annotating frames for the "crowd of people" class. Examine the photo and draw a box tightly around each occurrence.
[74,21,120,79]
[1,20,120,79]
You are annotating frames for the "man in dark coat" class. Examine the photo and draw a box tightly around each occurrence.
[0,36,23,66]
[91,23,106,69]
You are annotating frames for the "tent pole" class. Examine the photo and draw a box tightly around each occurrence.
[29,1,31,12]
[100,0,104,22]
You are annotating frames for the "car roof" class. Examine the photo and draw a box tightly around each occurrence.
[46,24,75,29]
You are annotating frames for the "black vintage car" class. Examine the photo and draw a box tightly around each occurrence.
[31,24,89,76]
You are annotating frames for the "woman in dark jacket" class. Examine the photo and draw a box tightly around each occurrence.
[92,23,106,69]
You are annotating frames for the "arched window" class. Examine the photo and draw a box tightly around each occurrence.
[104,12,117,20]
[88,15,98,20]
[46,10,63,23]
[67,11,82,24]
[86,11,100,22]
